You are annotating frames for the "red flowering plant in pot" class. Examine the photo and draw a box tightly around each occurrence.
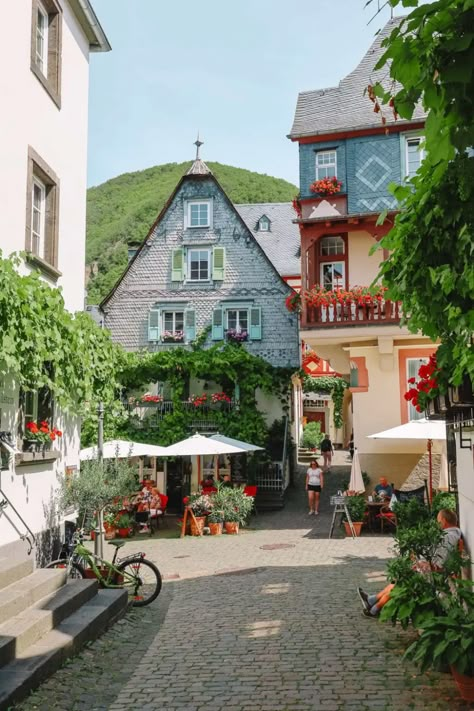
[310,176,342,196]
[285,291,302,313]
[404,354,441,415]
[25,421,62,452]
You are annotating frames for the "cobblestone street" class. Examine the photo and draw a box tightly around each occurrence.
[16,465,470,710]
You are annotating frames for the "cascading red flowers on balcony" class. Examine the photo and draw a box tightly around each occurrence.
[285,291,302,313]
[310,176,342,196]
[190,394,208,408]
[298,285,388,309]
[404,354,440,413]
[211,392,231,404]
[140,394,163,403]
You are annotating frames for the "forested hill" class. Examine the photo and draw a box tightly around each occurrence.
[86,161,298,304]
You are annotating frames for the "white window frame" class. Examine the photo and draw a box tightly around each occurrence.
[258,217,270,232]
[186,248,211,282]
[320,235,345,256]
[407,357,429,422]
[187,200,211,229]
[162,310,184,334]
[226,308,249,332]
[24,391,39,428]
[31,177,46,259]
[36,1,49,76]
[320,261,345,290]
[315,150,337,180]
[405,136,425,179]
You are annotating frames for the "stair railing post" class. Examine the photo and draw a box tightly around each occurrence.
[94,401,105,558]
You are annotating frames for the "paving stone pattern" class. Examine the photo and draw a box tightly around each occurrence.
[16,465,470,711]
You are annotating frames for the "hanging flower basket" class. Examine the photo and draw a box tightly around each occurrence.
[285,292,302,313]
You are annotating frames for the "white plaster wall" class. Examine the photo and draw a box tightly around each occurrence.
[256,391,285,427]
[0,1,90,312]
[347,231,382,287]
[0,378,81,550]
[455,427,474,576]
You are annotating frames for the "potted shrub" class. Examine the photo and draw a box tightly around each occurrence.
[207,509,224,535]
[221,487,254,534]
[223,507,241,535]
[342,495,366,536]
[404,581,474,702]
[103,511,118,540]
[116,513,133,538]
[187,493,213,536]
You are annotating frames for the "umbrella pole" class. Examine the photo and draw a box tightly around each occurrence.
[427,438,433,503]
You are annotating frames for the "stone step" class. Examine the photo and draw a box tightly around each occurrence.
[256,490,286,511]
[0,579,99,668]
[0,568,66,625]
[0,558,34,591]
[0,588,128,711]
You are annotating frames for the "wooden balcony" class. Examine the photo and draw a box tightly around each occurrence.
[302,300,403,329]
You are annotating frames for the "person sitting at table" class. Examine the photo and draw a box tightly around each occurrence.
[357,509,462,618]
[373,477,393,501]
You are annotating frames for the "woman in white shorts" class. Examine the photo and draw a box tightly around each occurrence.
[306,459,324,515]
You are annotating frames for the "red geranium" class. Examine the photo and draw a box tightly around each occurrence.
[404,354,440,413]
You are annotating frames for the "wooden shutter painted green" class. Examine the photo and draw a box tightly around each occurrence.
[249,306,262,340]
[184,309,196,342]
[212,247,225,280]
[211,307,224,340]
[148,309,160,342]
[171,248,184,281]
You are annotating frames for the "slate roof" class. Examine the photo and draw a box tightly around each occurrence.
[289,18,426,139]
[236,203,300,277]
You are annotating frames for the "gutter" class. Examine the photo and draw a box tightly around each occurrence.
[70,0,111,52]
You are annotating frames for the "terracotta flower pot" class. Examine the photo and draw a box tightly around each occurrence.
[104,527,117,540]
[208,522,223,536]
[190,515,206,536]
[224,521,239,535]
[451,667,474,702]
[344,521,363,537]
[118,527,130,538]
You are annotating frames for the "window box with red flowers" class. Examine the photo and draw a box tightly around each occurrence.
[24,421,63,453]
[310,176,343,197]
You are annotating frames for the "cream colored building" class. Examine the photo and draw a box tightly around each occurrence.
[0,0,109,563]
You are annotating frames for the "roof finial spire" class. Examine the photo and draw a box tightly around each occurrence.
[194,132,204,160]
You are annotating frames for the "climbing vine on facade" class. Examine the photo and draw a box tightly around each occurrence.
[302,375,348,430]
[0,252,122,409]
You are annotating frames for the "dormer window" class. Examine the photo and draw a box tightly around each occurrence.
[316,150,337,180]
[258,216,270,232]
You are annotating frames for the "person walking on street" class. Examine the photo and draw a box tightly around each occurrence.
[320,434,334,471]
[306,459,324,515]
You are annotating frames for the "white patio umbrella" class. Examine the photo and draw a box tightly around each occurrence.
[209,433,264,453]
[348,448,365,494]
[439,442,449,490]
[367,418,446,501]
[80,439,169,461]
[164,433,245,456]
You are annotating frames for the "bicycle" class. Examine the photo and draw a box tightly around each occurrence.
[46,531,162,606]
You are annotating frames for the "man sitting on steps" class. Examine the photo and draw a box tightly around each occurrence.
[357,508,462,618]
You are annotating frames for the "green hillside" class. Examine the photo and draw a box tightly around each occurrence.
[86,161,298,304]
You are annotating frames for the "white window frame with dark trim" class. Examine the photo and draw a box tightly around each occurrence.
[148,306,196,344]
[405,137,425,179]
[321,261,345,290]
[25,147,60,279]
[20,385,54,450]
[212,304,262,341]
[187,248,211,282]
[407,357,429,421]
[30,0,62,107]
[171,246,225,282]
[258,216,270,232]
[315,150,337,180]
[186,199,212,229]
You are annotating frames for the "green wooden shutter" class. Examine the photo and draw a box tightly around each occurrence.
[184,309,196,342]
[171,248,184,281]
[212,247,225,280]
[249,307,262,340]
[211,307,224,340]
[148,309,160,342]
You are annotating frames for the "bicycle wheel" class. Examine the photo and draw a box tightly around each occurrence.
[116,558,162,607]
[46,559,86,580]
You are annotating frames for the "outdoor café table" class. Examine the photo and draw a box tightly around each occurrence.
[367,501,386,532]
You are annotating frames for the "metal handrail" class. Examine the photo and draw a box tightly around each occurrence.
[0,488,36,555]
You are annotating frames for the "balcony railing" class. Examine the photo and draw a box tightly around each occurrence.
[302,299,402,329]
[125,400,235,433]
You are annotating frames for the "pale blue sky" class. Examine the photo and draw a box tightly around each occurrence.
[87,1,395,187]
